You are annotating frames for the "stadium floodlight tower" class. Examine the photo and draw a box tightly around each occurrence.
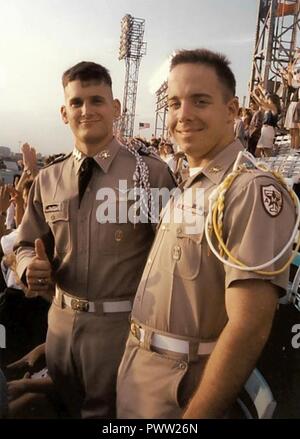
[154,81,168,138]
[118,14,146,139]
[249,0,299,121]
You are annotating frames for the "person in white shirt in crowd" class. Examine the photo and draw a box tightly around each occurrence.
[234,107,247,148]
[282,51,300,149]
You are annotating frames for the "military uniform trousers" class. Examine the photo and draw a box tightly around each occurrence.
[117,327,210,419]
[46,299,130,418]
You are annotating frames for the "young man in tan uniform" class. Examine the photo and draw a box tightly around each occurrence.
[117,49,296,418]
[14,62,175,418]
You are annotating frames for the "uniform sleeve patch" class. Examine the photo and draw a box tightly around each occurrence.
[261,184,283,217]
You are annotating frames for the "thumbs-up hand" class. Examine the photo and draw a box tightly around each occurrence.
[35,238,48,260]
[26,238,53,298]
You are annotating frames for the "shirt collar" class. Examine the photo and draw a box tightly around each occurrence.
[72,137,122,175]
[184,139,244,188]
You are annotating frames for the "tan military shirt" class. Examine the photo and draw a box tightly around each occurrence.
[15,138,176,301]
[132,140,296,341]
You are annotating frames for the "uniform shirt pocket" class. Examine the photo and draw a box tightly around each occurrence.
[173,228,203,280]
[44,200,70,255]
[157,225,202,281]
[97,197,148,254]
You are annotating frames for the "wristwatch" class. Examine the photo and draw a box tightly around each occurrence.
[24,169,31,176]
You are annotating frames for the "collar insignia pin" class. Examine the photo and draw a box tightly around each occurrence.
[99,150,110,160]
[209,166,222,173]
[73,149,83,161]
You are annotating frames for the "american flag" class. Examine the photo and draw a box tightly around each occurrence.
[139,122,150,129]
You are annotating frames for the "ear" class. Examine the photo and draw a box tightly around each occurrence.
[60,105,69,124]
[227,97,239,123]
[113,99,121,119]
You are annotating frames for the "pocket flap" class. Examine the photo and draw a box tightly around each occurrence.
[176,227,204,244]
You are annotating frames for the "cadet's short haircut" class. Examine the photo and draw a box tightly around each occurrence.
[62,61,112,88]
[170,48,236,101]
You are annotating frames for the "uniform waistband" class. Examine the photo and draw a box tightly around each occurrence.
[130,320,217,362]
[55,288,132,315]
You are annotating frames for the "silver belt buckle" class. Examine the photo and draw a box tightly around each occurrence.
[70,298,89,312]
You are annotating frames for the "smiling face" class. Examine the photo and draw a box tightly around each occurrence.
[61,80,120,155]
[167,63,238,167]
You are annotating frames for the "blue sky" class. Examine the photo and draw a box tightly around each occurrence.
[0,0,268,154]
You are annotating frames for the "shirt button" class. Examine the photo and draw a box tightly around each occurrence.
[115,229,124,242]
[161,225,166,230]
[172,245,181,261]
[147,258,152,264]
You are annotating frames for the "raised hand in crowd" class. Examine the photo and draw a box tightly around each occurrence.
[15,143,38,194]
[0,184,13,237]
[21,143,37,175]
[0,185,11,214]
[10,185,23,218]
[9,187,23,206]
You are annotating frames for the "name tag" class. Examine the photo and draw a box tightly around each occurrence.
[44,203,62,213]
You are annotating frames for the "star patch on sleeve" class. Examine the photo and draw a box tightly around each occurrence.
[261,184,283,217]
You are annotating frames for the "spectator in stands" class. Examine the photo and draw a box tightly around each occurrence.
[242,108,252,149]
[150,137,160,151]
[5,343,64,418]
[234,107,246,148]
[254,86,281,157]
[282,58,300,149]
[1,180,34,291]
[159,140,177,172]
[247,101,264,156]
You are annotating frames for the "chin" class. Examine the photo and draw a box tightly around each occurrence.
[178,142,197,155]
[81,134,107,145]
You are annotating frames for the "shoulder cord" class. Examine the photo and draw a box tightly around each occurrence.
[124,138,159,223]
[205,151,300,275]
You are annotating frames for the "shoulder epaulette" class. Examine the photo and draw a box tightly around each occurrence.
[42,152,72,169]
[135,143,151,156]
[124,138,162,159]
[138,146,165,163]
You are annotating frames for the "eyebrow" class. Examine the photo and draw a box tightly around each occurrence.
[69,95,105,102]
[168,93,212,102]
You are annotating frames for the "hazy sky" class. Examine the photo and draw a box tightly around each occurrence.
[0,0,270,154]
